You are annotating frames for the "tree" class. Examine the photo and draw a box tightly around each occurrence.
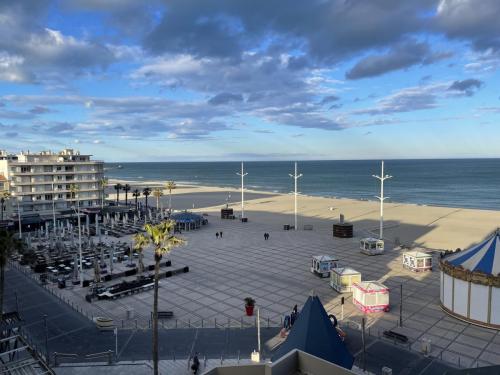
[152,188,163,210]
[132,189,141,211]
[133,221,185,375]
[0,192,10,221]
[114,183,122,205]
[0,230,23,318]
[132,232,148,276]
[123,184,131,206]
[166,181,176,215]
[143,187,151,212]
[99,178,108,209]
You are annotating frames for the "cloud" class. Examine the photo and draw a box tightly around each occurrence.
[208,92,243,105]
[320,95,340,104]
[436,0,500,52]
[353,83,447,115]
[448,79,483,96]
[346,40,451,80]
[29,106,52,114]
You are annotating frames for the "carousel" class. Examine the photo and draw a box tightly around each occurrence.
[440,230,500,329]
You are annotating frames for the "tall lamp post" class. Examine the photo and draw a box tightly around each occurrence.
[52,183,56,235]
[71,184,83,287]
[236,162,248,219]
[289,162,302,231]
[17,199,22,239]
[372,161,392,240]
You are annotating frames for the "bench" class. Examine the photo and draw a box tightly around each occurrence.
[383,330,408,343]
[153,311,174,320]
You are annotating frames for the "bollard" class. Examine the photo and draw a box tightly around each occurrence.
[220,353,223,365]
[238,350,240,364]
[458,356,461,367]
[135,319,137,329]
[175,319,178,329]
[228,317,230,328]
[188,319,191,328]
[122,320,124,328]
[267,317,270,328]
[201,319,204,328]
[215,318,217,328]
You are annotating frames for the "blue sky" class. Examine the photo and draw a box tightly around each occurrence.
[0,0,499,161]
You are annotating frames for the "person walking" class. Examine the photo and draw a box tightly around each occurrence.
[220,231,223,238]
[216,232,219,239]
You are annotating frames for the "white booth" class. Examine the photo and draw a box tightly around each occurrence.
[360,238,384,255]
[440,230,500,329]
[310,255,338,278]
[330,267,361,293]
[352,281,390,313]
[403,250,433,272]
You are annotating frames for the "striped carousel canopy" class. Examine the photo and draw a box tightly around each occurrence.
[446,230,500,275]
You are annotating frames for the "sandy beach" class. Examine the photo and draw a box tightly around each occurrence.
[109,178,500,251]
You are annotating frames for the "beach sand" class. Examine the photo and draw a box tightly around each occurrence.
[108,179,500,250]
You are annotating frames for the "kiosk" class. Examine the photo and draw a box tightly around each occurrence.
[330,267,361,293]
[310,255,338,278]
[352,281,390,313]
[360,238,384,255]
[403,250,432,272]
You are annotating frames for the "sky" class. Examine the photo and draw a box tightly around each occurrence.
[0,0,500,161]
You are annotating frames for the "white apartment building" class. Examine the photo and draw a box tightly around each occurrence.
[0,149,104,217]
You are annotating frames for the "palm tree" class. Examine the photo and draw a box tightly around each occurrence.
[123,184,131,206]
[0,192,10,221]
[99,178,108,209]
[143,187,151,212]
[152,188,163,210]
[133,232,149,276]
[132,189,141,211]
[0,230,23,317]
[114,183,122,205]
[166,181,176,215]
[133,221,185,375]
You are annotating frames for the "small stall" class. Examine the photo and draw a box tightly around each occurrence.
[221,208,234,219]
[352,281,390,313]
[310,255,338,278]
[403,250,432,272]
[330,267,361,293]
[360,238,384,255]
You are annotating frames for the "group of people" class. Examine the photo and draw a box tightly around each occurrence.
[282,304,298,331]
[215,231,223,239]
[263,232,270,240]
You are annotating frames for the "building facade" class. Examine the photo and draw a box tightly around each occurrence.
[0,149,104,218]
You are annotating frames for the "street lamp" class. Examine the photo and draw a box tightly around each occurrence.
[17,199,22,240]
[70,184,83,287]
[52,182,56,235]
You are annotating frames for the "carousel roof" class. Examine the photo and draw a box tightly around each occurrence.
[446,230,500,275]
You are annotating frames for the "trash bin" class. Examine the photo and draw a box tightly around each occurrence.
[421,338,432,355]
[283,224,290,230]
[126,309,135,319]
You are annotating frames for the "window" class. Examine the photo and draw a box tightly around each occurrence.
[58,194,63,199]
[56,166,62,171]
[35,195,42,200]
[45,194,52,201]
[21,167,30,173]
[58,185,62,189]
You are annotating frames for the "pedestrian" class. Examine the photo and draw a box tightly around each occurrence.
[220,231,223,238]
[191,353,200,374]
[264,233,267,240]
[216,232,219,239]
[290,310,296,326]
[293,304,298,314]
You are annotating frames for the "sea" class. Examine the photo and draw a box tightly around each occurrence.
[105,159,500,211]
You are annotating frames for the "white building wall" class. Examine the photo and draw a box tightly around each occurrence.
[469,283,489,322]
[442,273,453,309]
[453,278,468,317]
[491,287,500,325]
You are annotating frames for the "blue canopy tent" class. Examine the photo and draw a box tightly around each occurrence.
[170,211,206,231]
[272,295,354,369]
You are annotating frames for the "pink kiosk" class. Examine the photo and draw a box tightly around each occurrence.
[352,281,390,313]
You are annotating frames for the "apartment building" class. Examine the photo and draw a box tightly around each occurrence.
[0,149,104,218]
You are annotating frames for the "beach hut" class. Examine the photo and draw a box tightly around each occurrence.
[310,255,338,278]
[360,238,384,255]
[440,230,500,329]
[352,281,390,313]
[330,267,361,293]
[403,250,433,272]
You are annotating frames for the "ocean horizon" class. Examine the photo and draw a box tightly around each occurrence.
[105,159,500,211]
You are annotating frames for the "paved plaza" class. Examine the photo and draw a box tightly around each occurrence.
[9,195,500,371]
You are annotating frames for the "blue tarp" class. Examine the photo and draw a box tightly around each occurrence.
[272,295,354,369]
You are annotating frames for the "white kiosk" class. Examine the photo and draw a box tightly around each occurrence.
[330,267,361,293]
[360,238,384,255]
[403,250,432,272]
[352,281,390,313]
[310,255,338,278]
